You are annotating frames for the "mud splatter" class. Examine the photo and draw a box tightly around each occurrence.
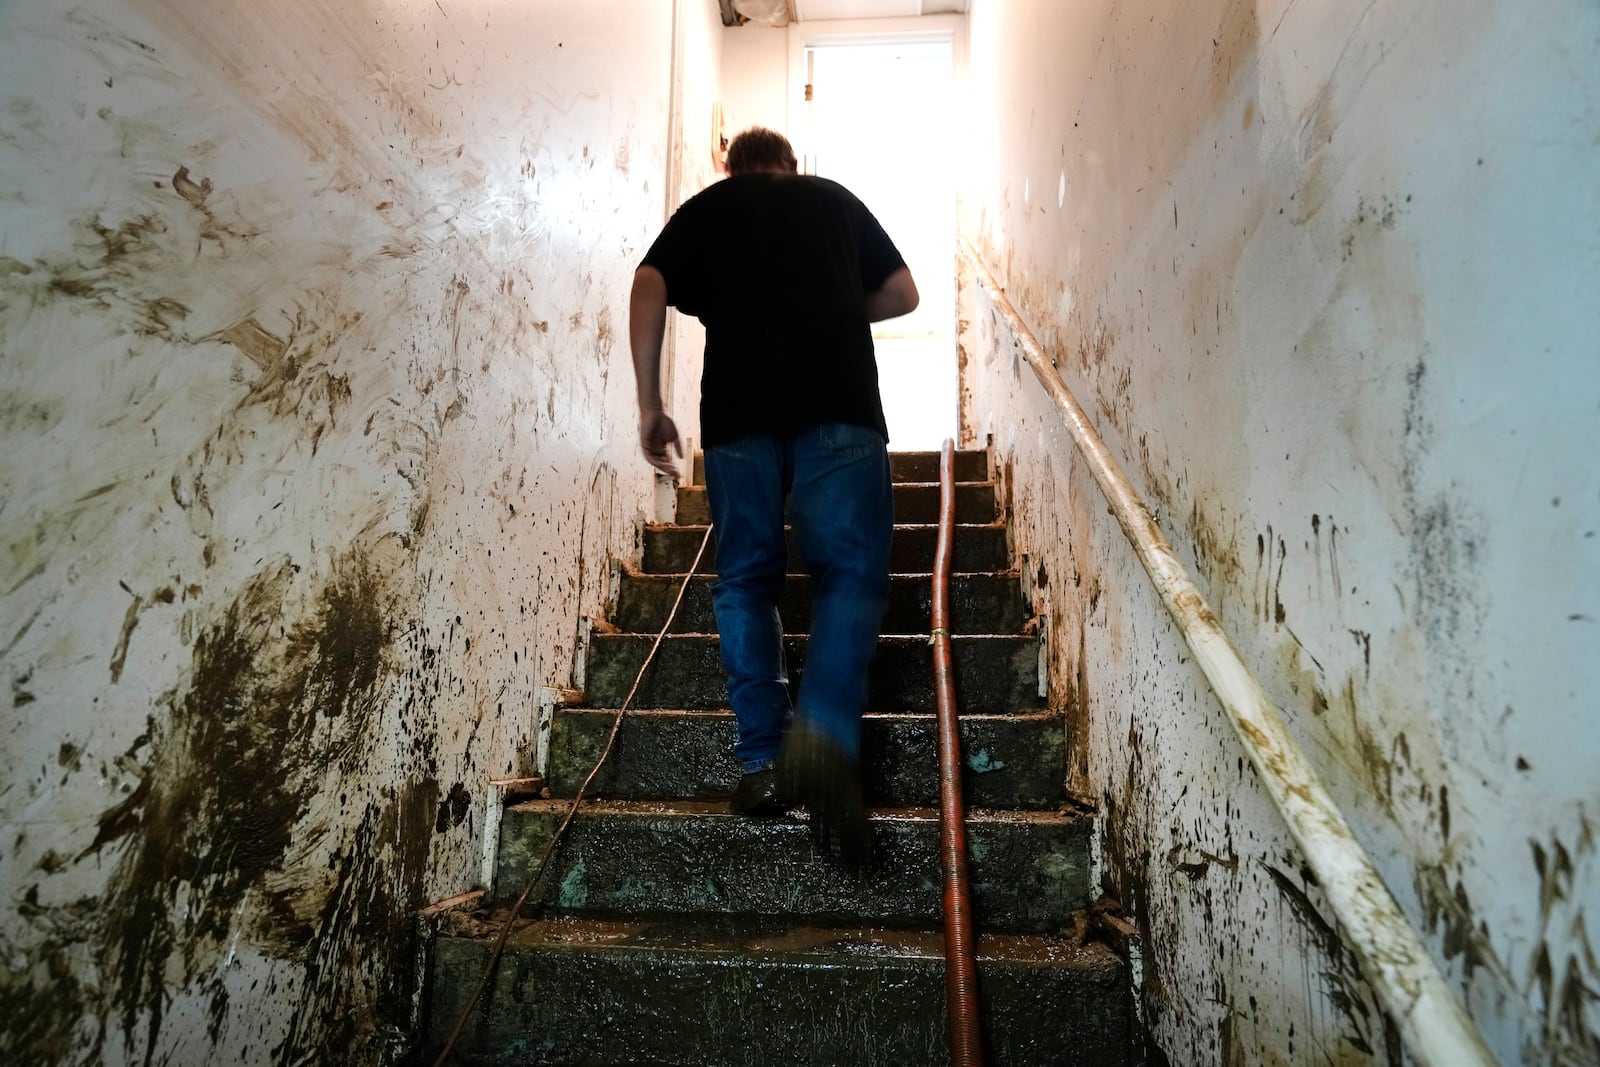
[73,546,417,1063]
[0,943,95,1065]
[1528,827,1600,1060]
[198,304,356,456]
[1414,864,1507,984]
[209,317,287,373]
[1101,721,1159,996]
[1188,497,1244,585]
[172,165,213,207]
[436,781,472,833]
[272,778,439,1064]
[139,295,190,338]
[108,588,144,683]
[1264,864,1381,1055]
[1208,0,1261,112]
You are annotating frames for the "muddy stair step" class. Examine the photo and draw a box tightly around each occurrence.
[582,633,1043,712]
[691,446,990,486]
[642,521,1012,574]
[419,447,1135,1064]
[426,913,1132,1067]
[613,570,1028,635]
[548,708,1064,809]
[674,481,997,526]
[490,799,1089,933]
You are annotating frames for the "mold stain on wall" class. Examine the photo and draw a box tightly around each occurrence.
[6,547,439,1065]
[2,0,672,1061]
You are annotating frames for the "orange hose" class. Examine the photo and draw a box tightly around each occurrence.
[932,438,983,1066]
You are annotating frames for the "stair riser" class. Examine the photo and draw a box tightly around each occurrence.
[491,804,1090,932]
[549,710,1064,809]
[642,523,1012,574]
[614,572,1027,635]
[691,447,989,486]
[429,935,1131,1067]
[675,482,996,526]
[583,635,1044,713]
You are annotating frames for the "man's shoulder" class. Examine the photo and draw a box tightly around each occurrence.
[671,174,765,218]
[802,174,868,202]
[685,173,860,202]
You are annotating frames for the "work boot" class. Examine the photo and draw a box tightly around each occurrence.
[729,768,785,817]
[777,723,873,872]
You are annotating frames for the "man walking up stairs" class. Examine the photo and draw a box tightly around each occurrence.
[424,449,1135,1064]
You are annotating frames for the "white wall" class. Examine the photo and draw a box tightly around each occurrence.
[721,25,791,142]
[0,0,685,1061]
[663,0,728,461]
[961,1,1600,1064]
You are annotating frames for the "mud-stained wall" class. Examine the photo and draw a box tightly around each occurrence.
[961,1,1599,1064]
[662,1,727,456]
[0,1,680,1062]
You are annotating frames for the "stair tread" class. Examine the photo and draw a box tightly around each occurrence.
[429,914,1132,1066]
[506,797,1086,823]
[678,480,995,489]
[611,570,1028,635]
[555,707,1057,720]
[623,566,1019,578]
[549,708,1066,808]
[438,911,1120,971]
[494,800,1090,931]
[590,632,1038,641]
[583,632,1046,713]
[640,522,1012,575]
[591,630,1033,637]
[645,521,1007,530]
[674,481,997,525]
[690,448,989,486]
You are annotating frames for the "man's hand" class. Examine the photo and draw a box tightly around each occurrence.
[639,407,683,480]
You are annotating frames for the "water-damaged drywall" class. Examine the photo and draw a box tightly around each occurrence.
[663,1,727,455]
[0,0,683,1061]
[960,0,1598,1063]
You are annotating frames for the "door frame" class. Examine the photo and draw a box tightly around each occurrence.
[783,15,968,175]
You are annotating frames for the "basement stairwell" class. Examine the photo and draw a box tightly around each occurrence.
[421,448,1137,1065]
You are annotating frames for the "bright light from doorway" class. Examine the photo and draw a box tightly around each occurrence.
[807,39,956,450]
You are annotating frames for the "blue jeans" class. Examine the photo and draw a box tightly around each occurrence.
[703,423,894,773]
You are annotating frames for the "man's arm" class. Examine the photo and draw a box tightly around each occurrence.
[865,266,919,322]
[629,264,682,479]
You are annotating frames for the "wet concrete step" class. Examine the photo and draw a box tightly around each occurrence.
[641,521,1011,574]
[613,570,1027,635]
[691,447,990,486]
[583,634,1045,712]
[491,799,1090,933]
[427,914,1132,1066]
[548,708,1064,809]
[674,481,996,526]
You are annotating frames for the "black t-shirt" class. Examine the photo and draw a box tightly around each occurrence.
[640,174,907,448]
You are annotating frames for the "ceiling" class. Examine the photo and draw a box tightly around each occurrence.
[794,0,968,17]
[720,0,968,26]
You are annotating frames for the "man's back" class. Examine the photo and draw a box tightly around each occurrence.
[627,126,919,871]
[641,173,906,447]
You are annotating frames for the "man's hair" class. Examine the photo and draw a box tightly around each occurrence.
[726,127,797,176]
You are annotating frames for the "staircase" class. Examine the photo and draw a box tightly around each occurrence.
[423,449,1135,1065]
